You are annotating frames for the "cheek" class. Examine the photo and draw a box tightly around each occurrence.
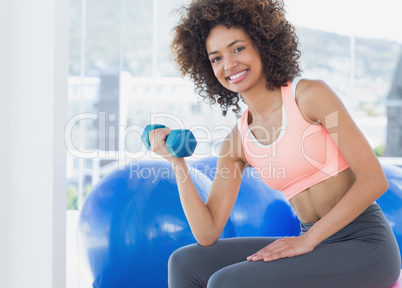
[212,67,228,87]
[212,65,223,79]
[248,48,263,66]
[250,55,263,75]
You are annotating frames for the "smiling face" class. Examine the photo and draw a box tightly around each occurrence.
[205,25,267,95]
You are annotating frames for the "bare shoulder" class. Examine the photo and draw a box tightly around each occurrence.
[295,78,346,124]
[296,79,340,105]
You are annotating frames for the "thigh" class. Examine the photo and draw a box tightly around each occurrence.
[208,239,399,288]
[168,237,278,288]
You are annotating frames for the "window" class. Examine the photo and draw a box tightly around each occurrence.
[66,1,402,287]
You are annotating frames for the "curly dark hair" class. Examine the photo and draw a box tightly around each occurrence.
[171,0,302,117]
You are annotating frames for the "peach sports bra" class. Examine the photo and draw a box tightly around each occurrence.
[238,78,350,200]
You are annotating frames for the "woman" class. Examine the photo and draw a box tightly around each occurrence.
[149,0,401,287]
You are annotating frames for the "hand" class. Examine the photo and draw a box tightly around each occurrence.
[148,127,176,161]
[247,234,317,262]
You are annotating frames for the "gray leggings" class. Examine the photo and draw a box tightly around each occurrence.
[168,204,401,288]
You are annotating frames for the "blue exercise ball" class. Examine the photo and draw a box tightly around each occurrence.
[190,156,218,180]
[77,160,212,288]
[378,164,402,267]
[232,167,300,237]
[190,157,300,238]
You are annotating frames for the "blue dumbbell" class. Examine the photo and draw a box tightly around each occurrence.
[141,124,197,158]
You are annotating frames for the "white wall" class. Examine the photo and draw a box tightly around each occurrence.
[0,1,8,287]
[0,0,69,287]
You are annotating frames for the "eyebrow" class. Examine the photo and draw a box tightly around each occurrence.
[208,40,246,57]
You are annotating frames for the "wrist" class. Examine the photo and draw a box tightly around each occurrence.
[169,157,186,167]
[302,230,322,247]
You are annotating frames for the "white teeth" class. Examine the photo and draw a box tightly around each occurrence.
[229,70,247,80]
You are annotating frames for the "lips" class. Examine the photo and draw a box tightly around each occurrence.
[226,69,249,83]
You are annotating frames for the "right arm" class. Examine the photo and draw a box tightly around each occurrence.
[149,125,247,246]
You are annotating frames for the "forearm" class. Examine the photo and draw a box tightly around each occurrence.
[170,158,218,246]
[304,177,388,246]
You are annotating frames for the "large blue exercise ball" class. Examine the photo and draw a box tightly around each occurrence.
[378,164,402,266]
[233,167,300,237]
[190,157,300,238]
[190,156,218,180]
[77,160,212,288]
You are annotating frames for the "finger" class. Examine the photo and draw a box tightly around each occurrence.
[248,249,272,261]
[262,239,301,262]
[149,128,177,159]
[247,244,274,261]
[263,248,295,262]
[148,130,159,151]
[149,128,168,145]
[248,241,286,261]
[246,255,255,261]
[149,131,166,153]
[247,248,267,261]
[149,127,170,138]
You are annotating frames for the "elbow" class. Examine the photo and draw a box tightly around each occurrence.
[365,172,389,199]
[355,164,390,199]
[196,234,219,247]
[378,177,389,196]
[376,167,390,196]
[197,240,217,247]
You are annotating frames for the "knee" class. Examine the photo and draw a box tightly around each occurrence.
[207,272,222,288]
[208,267,237,288]
[168,244,200,281]
[168,246,186,274]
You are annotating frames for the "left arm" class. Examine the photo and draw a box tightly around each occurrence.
[248,79,389,262]
[299,80,388,245]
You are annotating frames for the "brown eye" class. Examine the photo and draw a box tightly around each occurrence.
[211,56,221,63]
[234,47,245,53]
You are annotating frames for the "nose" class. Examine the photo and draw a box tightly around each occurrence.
[224,56,238,71]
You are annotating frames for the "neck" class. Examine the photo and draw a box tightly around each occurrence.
[241,86,282,121]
